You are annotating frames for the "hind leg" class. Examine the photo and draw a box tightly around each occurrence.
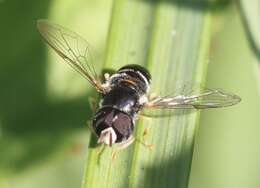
[136,127,154,150]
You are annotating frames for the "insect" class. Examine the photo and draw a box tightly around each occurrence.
[37,20,241,151]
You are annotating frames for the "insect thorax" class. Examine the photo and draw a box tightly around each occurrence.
[103,64,151,113]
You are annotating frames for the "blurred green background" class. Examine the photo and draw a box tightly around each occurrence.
[0,0,259,188]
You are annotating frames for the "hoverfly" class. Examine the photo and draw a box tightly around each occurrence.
[36,20,241,150]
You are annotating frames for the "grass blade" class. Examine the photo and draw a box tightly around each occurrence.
[238,0,260,60]
[83,1,211,188]
[237,0,260,92]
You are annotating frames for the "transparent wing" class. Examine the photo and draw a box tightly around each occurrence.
[36,19,105,93]
[145,88,241,110]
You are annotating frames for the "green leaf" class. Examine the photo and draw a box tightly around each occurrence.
[237,0,260,92]
[238,0,260,60]
[82,1,211,188]
[189,4,260,188]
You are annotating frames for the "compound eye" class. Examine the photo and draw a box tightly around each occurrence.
[93,107,114,137]
[93,107,133,143]
[112,112,133,142]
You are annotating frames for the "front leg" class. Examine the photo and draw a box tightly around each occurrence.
[88,96,98,113]
[111,136,135,160]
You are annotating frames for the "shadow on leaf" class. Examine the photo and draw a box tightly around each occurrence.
[0,0,93,174]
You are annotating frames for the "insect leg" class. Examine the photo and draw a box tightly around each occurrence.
[88,96,98,112]
[96,143,105,156]
[136,128,154,150]
[87,120,98,138]
[138,113,153,121]
[142,127,150,140]
[111,130,153,160]
[111,136,135,160]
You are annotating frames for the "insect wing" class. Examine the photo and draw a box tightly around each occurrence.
[36,19,104,93]
[145,88,241,110]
